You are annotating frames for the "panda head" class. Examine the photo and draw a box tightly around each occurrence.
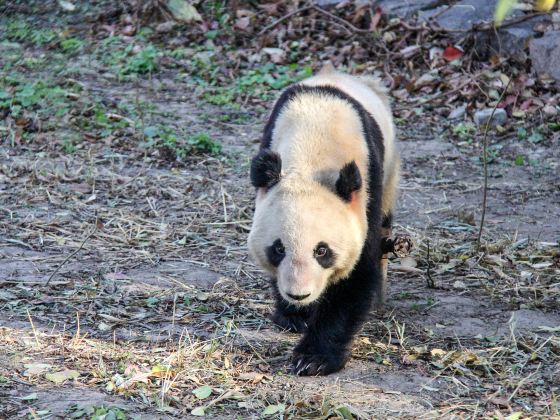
[248,150,366,306]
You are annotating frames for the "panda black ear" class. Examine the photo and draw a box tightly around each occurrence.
[335,161,362,202]
[250,149,282,189]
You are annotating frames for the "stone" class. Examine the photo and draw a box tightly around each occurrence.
[262,47,286,64]
[377,0,446,19]
[420,0,549,58]
[313,0,343,6]
[473,108,507,126]
[529,31,560,83]
[156,21,178,33]
[418,0,514,32]
[448,104,466,120]
[485,15,550,60]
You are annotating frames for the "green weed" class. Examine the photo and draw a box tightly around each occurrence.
[0,80,69,120]
[122,45,158,75]
[4,19,57,45]
[68,404,127,420]
[453,122,476,140]
[189,132,222,155]
[60,38,85,55]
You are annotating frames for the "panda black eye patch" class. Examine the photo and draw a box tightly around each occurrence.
[266,239,285,267]
[314,242,335,268]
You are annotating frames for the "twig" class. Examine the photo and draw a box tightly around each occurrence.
[310,5,372,34]
[26,309,41,348]
[257,5,312,36]
[45,226,97,286]
[426,240,435,288]
[508,363,541,401]
[257,3,374,37]
[395,61,505,111]
[476,76,512,251]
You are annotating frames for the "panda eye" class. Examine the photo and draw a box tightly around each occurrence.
[314,246,327,257]
[314,242,335,268]
[266,239,286,267]
[274,243,285,256]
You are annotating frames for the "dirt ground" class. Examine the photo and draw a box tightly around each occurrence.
[1,3,559,419]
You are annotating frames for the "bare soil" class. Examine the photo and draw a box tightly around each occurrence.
[1,5,559,419]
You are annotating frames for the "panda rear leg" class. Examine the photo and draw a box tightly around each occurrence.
[378,213,393,309]
[379,213,413,308]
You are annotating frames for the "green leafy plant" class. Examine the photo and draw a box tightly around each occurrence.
[452,122,476,140]
[5,19,58,45]
[123,45,158,75]
[60,38,85,55]
[188,132,222,155]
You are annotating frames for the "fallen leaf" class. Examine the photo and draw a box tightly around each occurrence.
[21,393,38,401]
[45,369,79,384]
[536,0,556,12]
[167,0,202,22]
[262,404,285,416]
[193,385,212,399]
[23,363,52,376]
[191,407,205,416]
[443,46,463,61]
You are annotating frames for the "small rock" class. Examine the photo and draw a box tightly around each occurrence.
[419,0,518,32]
[429,46,443,61]
[474,108,507,126]
[156,21,178,33]
[520,271,533,281]
[378,0,445,19]
[313,0,343,6]
[400,256,417,268]
[414,72,437,89]
[262,47,286,64]
[448,104,466,119]
[453,280,467,289]
[383,31,397,43]
[543,104,558,115]
[400,45,421,58]
[121,25,136,36]
[529,31,560,83]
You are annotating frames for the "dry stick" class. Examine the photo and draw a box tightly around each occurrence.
[257,3,374,37]
[426,240,435,288]
[476,77,512,251]
[310,5,373,34]
[45,226,97,286]
[257,5,312,36]
[26,309,41,348]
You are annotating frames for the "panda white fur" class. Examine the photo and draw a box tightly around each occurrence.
[248,65,400,376]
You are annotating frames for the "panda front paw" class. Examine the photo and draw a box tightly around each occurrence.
[291,350,347,376]
[270,310,308,333]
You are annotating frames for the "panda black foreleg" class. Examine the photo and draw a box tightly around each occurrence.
[270,281,313,333]
[292,256,378,376]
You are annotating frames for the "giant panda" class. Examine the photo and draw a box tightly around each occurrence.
[248,64,400,376]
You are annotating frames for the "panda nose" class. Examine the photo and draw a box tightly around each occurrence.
[287,292,311,301]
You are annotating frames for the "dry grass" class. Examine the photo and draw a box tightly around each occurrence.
[1,3,559,418]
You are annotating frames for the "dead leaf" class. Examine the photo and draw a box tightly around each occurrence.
[166,0,201,23]
[235,17,251,31]
[443,46,463,61]
[24,363,52,376]
[45,369,80,384]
